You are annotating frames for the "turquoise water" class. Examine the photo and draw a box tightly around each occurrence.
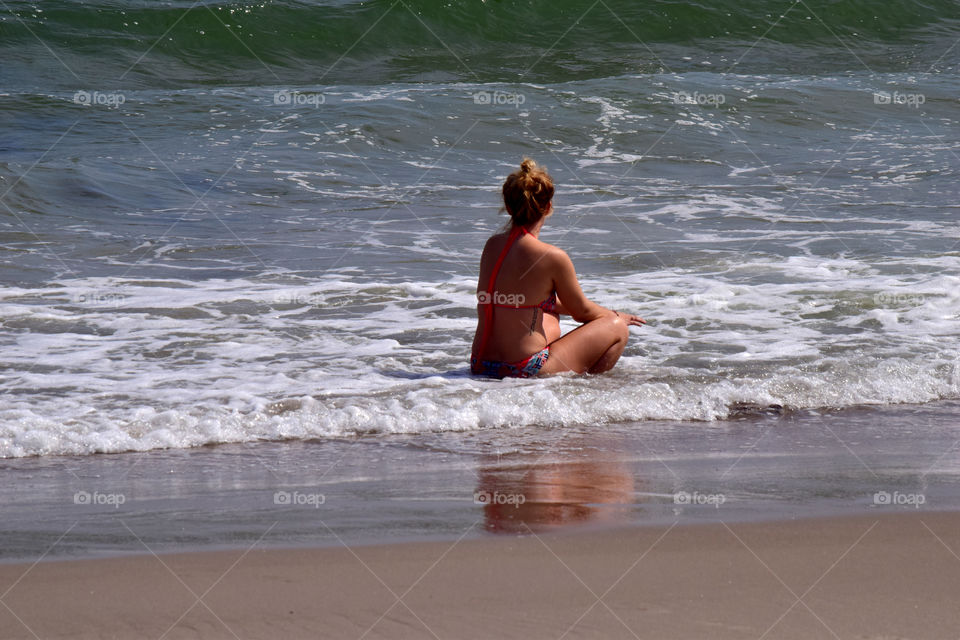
[3,0,958,86]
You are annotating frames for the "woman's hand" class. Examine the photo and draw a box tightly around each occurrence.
[615,311,646,326]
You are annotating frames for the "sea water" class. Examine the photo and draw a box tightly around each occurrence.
[1,0,959,457]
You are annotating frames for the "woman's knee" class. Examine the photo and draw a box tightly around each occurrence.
[608,312,629,342]
[586,312,628,344]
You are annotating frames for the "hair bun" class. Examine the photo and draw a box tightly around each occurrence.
[501,158,554,227]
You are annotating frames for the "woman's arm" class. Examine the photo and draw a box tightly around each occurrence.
[550,249,646,326]
[551,297,571,317]
[550,249,616,323]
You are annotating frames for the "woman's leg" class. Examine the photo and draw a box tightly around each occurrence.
[539,313,630,375]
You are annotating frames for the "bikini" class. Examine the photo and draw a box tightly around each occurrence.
[470,225,558,379]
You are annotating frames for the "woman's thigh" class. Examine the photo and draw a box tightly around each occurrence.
[540,315,625,375]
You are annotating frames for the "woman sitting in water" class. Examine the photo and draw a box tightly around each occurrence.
[471,159,646,378]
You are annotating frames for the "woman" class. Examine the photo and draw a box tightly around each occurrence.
[470,159,646,378]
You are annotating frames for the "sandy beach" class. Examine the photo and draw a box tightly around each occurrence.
[3,511,959,639]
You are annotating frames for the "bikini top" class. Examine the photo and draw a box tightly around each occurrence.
[474,225,558,358]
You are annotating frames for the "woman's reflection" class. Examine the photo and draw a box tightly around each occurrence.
[474,442,636,533]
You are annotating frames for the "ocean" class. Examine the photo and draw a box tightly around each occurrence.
[1,0,959,558]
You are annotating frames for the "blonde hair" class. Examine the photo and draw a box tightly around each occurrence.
[501,158,554,227]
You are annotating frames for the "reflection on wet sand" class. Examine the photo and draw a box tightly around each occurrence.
[475,440,637,534]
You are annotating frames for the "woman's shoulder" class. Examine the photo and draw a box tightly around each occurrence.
[529,237,569,263]
[482,230,510,254]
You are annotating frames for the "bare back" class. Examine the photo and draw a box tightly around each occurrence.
[471,229,562,363]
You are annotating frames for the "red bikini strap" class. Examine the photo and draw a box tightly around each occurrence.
[485,225,526,297]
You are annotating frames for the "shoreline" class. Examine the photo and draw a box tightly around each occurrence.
[4,511,960,639]
[3,400,959,564]
[0,501,940,567]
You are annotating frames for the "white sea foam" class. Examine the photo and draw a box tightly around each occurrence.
[2,254,960,458]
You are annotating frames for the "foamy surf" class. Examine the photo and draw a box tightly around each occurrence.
[2,263,959,457]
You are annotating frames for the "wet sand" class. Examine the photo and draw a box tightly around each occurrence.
[3,511,960,639]
[6,403,960,563]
